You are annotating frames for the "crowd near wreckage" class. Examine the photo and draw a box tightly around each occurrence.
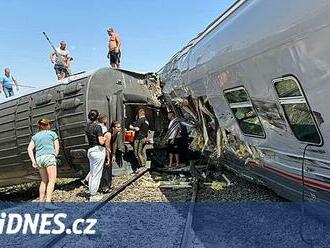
[0,68,165,188]
[2,0,330,204]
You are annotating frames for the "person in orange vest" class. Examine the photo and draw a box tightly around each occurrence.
[107,27,121,68]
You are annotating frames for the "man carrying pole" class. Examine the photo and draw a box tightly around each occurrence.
[43,32,72,80]
[0,68,19,98]
[49,40,72,80]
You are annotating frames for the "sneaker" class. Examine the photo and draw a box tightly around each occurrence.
[81,179,88,188]
[44,202,59,210]
[89,194,104,202]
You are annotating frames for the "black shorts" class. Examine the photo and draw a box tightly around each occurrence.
[168,138,181,154]
[109,51,121,64]
[54,64,69,76]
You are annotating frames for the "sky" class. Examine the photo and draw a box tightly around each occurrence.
[0,0,235,99]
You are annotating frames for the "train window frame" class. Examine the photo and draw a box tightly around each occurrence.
[273,75,323,145]
[224,86,266,139]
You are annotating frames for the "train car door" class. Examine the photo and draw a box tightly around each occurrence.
[106,90,129,175]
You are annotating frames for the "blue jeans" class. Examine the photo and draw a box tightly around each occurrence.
[3,87,14,98]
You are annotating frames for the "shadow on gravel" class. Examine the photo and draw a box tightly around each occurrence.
[0,183,39,201]
[0,179,82,202]
[56,179,82,191]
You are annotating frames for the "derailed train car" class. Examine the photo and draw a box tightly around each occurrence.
[160,0,330,202]
[0,68,167,187]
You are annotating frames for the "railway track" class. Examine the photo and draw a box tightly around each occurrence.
[39,168,202,248]
[180,178,199,248]
[0,162,285,247]
[40,167,150,248]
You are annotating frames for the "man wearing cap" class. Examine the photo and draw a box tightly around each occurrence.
[107,27,121,68]
[50,41,72,80]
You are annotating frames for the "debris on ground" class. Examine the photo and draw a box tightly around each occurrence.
[209,181,226,191]
[0,167,285,202]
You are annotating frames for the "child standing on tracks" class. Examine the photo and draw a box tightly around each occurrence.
[27,119,59,209]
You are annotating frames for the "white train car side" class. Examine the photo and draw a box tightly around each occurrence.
[160,0,330,201]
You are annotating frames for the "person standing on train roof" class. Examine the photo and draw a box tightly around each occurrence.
[107,27,121,68]
[50,40,72,80]
[0,68,19,98]
[85,109,106,201]
[27,119,59,210]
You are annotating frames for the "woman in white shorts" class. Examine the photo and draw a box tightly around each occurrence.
[27,119,59,204]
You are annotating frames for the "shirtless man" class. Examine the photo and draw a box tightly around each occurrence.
[50,41,72,80]
[107,27,121,68]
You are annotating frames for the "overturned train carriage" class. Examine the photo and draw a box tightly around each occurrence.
[0,68,166,187]
[160,0,330,202]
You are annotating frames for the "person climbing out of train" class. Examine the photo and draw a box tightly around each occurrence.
[0,68,19,98]
[100,121,123,192]
[50,40,72,80]
[85,109,106,201]
[129,108,150,170]
[166,111,182,168]
[107,27,121,68]
[27,119,59,209]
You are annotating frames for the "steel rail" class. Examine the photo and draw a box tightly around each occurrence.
[40,167,149,248]
[180,178,199,248]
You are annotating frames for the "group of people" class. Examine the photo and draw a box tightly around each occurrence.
[26,113,123,205]
[1,27,121,98]
[26,107,184,205]
[84,110,123,201]
[50,27,121,81]
[85,108,150,201]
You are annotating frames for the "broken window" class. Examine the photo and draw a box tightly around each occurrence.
[224,87,265,138]
[273,76,322,144]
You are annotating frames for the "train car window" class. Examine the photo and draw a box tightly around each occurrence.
[273,76,322,144]
[225,89,249,103]
[224,87,265,138]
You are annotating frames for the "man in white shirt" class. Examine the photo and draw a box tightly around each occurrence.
[167,111,181,168]
[50,41,72,80]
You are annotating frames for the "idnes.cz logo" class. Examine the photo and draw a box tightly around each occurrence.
[0,213,97,235]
